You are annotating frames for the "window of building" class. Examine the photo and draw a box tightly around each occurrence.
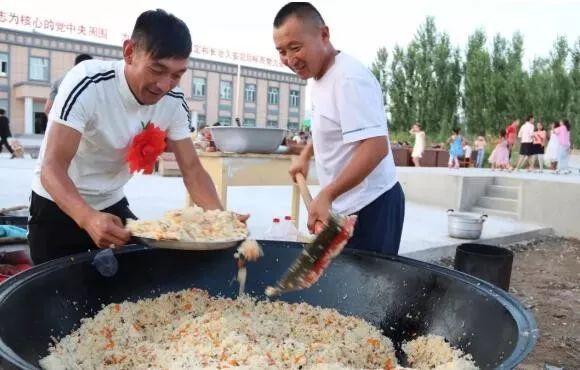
[267,87,279,105]
[290,90,300,107]
[192,77,206,97]
[244,84,256,103]
[287,121,299,131]
[220,81,232,100]
[242,118,256,127]
[266,120,278,128]
[197,114,206,127]
[29,56,50,81]
[0,53,8,77]
[218,116,232,126]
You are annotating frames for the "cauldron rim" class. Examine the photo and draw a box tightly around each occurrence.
[0,243,537,370]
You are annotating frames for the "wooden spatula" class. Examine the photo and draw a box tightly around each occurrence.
[265,173,356,297]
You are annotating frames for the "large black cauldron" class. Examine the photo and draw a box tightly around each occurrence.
[0,242,536,369]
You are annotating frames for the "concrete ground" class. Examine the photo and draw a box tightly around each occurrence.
[0,156,548,259]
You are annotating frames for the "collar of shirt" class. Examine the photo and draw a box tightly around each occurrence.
[116,60,142,111]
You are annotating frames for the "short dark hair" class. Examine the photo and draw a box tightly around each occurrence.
[453,127,461,135]
[74,54,93,65]
[0,109,5,115]
[527,114,534,121]
[131,9,192,59]
[273,2,326,28]
[499,129,506,137]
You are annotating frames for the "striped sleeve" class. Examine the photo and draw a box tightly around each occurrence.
[48,65,114,133]
[166,90,193,141]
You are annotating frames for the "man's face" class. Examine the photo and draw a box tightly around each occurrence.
[530,118,535,124]
[123,40,188,105]
[273,16,330,80]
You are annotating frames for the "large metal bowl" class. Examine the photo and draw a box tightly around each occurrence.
[0,242,536,369]
[209,126,287,154]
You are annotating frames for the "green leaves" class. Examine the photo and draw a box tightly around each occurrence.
[371,18,579,145]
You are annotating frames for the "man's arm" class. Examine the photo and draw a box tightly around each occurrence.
[41,123,130,247]
[169,138,223,210]
[305,136,389,232]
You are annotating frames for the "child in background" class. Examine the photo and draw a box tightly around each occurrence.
[488,129,511,171]
[409,122,426,167]
[544,121,561,170]
[447,127,463,169]
[554,119,572,174]
[474,135,487,168]
[462,141,473,167]
[531,121,547,172]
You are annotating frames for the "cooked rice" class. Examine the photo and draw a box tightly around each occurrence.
[40,289,478,370]
[126,206,248,242]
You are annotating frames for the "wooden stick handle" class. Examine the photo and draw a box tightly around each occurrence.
[295,173,313,211]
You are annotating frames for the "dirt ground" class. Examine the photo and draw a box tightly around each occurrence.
[509,237,579,369]
[441,236,579,369]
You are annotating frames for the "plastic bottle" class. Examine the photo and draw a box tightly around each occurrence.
[264,218,284,240]
[282,216,300,242]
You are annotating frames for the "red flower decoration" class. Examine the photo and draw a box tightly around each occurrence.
[126,122,167,174]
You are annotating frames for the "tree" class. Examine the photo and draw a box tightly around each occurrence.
[489,34,510,133]
[388,46,410,132]
[506,32,529,120]
[549,36,572,120]
[570,38,580,146]
[371,47,389,109]
[463,29,493,135]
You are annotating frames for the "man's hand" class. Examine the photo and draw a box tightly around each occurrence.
[235,213,250,224]
[289,142,314,182]
[80,211,131,248]
[289,156,310,182]
[307,188,333,234]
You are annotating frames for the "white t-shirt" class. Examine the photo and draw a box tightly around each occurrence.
[32,59,191,210]
[310,52,397,216]
[518,122,535,143]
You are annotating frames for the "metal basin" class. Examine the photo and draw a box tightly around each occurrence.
[447,209,488,239]
[209,126,287,154]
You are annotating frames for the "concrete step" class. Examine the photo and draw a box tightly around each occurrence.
[493,177,522,187]
[471,206,519,219]
[476,196,519,212]
[485,185,519,200]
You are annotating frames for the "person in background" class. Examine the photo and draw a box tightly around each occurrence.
[409,122,425,167]
[531,121,547,172]
[488,129,510,171]
[544,121,560,170]
[0,108,15,158]
[292,131,307,145]
[44,54,93,115]
[474,134,487,168]
[513,115,535,171]
[462,140,473,167]
[447,127,463,169]
[505,119,519,161]
[554,119,572,174]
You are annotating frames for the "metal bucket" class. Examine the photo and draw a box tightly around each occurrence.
[447,209,487,239]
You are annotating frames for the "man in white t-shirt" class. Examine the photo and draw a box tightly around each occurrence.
[513,114,536,171]
[28,10,231,264]
[273,3,405,254]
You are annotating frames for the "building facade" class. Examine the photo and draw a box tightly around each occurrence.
[0,27,306,135]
